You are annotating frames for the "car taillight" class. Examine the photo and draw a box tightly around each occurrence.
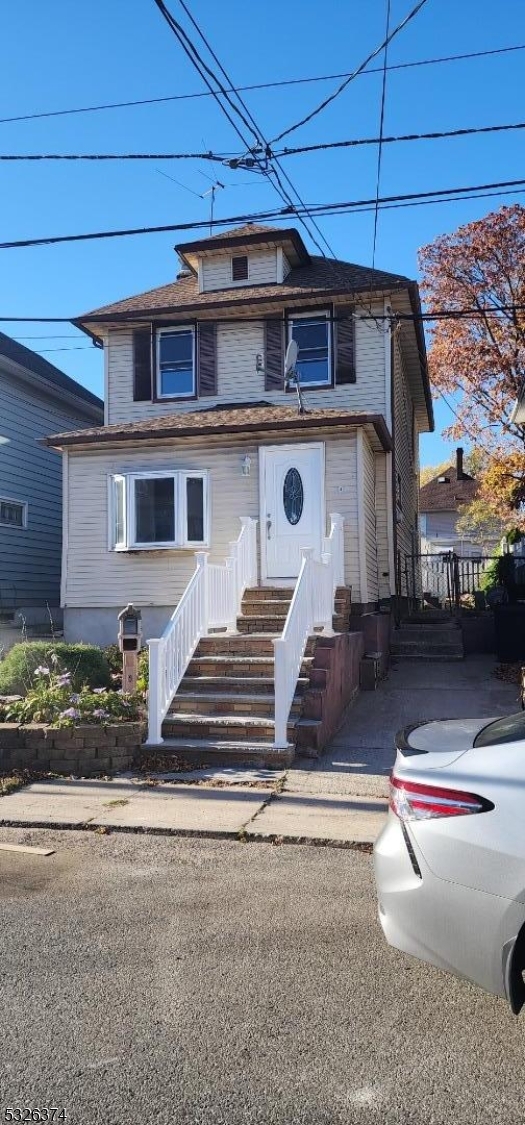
[389,774,494,821]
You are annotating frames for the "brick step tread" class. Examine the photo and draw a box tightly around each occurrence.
[163,712,296,729]
[391,640,463,651]
[197,635,316,653]
[179,676,310,694]
[171,692,303,706]
[152,739,295,767]
[392,653,465,662]
[243,587,294,600]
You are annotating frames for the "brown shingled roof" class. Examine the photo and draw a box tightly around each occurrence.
[419,465,479,512]
[44,403,392,451]
[76,255,411,324]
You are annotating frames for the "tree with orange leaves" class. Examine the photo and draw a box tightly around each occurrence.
[418,204,525,530]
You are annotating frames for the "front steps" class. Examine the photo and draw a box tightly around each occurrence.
[390,619,464,661]
[155,585,352,768]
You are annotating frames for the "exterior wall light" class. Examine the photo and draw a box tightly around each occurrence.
[241,455,251,477]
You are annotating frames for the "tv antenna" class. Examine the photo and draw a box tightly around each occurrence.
[284,339,307,415]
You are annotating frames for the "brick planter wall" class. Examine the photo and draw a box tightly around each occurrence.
[0,721,146,776]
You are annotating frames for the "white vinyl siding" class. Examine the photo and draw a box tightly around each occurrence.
[63,431,367,609]
[105,304,388,424]
[200,250,277,292]
[393,335,419,565]
[374,453,391,599]
[362,434,379,602]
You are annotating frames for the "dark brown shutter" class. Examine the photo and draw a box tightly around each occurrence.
[264,318,284,391]
[197,321,217,396]
[133,327,153,401]
[335,305,356,384]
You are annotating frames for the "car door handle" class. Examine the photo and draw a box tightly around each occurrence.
[266,515,272,540]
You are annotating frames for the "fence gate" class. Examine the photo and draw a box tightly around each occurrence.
[398,551,497,616]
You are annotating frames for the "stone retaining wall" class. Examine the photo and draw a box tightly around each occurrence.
[0,722,146,776]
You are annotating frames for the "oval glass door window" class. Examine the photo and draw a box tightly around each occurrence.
[283,467,304,525]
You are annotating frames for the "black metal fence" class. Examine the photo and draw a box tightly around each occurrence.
[398,551,499,615]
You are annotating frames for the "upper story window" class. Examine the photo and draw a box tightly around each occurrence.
[231,254,249,282]
[289,311,332,387]
[111,470,208,551]
[157,326,195,399]
[0,497,27,529]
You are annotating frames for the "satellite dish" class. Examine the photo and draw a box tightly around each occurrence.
[285,339,298,374]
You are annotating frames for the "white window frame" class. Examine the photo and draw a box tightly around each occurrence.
[108,470,209,551]
[231,254,249,283]
[288,309,332,388]
[0,495,28,529]
[156,325,196,400]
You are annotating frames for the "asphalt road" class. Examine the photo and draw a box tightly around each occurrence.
[1,829,524,1125]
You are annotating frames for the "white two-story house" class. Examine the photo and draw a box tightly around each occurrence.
[46,223,433,760]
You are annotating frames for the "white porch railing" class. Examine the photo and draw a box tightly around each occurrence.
[146,516,257,744]
[273,514,344,750]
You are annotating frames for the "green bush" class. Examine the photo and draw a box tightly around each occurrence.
[0,642,111,697]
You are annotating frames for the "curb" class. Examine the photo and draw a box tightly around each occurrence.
[0,817,375,852]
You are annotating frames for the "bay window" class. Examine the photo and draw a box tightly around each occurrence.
[288,310,332,387]
[109,471,209,550]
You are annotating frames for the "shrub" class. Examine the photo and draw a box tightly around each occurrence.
[0,664,143,727]
[0,642,111,696]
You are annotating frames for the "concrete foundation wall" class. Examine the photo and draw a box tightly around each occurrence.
[64,606,174,646]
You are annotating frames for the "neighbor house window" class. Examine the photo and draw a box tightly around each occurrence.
[157,327,195,399]
[288,311,331,387]
[231,254,249,282]
[0,497,27,528]
[109,471,208,550]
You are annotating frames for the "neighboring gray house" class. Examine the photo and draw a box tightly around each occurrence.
[0,332,103,630]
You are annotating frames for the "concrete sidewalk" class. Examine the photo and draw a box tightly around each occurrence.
[0,656,517,847]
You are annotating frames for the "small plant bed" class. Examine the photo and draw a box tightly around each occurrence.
[0,645,147,778]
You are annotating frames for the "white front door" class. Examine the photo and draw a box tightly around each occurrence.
[261,444,324,580]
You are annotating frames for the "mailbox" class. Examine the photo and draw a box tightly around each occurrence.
[118,604,142,653]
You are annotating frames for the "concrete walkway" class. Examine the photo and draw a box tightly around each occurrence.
[0,656,518,846]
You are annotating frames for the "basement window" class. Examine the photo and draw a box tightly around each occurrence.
[0,497,27,528]
[231,254,249,282]
[110,471,209,550]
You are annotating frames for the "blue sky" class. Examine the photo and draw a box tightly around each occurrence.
[1,0,524,466]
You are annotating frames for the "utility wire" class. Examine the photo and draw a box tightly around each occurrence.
[271,0,430,145]
[372,0,391,267]
[5,120,525,163]
[154,0,333,258]
[3,306,525,327]
[174,0,334,258]
[1,43,523,126]
[3,176,525,249]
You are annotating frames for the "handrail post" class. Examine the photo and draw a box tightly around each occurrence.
[301,547,315,630]
[321,551,335,635]
[146,638,163,745]
[195,550,210,633]
[225,556,236,632]
[329,512,345,589]
[273,638,289,749]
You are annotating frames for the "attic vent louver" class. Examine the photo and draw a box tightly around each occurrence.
[232,254,249,281]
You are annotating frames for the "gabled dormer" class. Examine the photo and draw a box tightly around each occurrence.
[175,223,311,293]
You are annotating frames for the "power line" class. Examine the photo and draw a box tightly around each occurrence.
[3,304,525,328]
[276,119,525,158]
[372,0,391,267]
[153,0,333,258]
[3,176,525,249]
[1,44,523,126]
[8,118,525,163]
[174,0,335,258]
[271,0,430,145]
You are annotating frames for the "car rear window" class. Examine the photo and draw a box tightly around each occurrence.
[474,712,525,747]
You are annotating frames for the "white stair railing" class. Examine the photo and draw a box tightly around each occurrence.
[146,516,257,744]
[273,514,344,750]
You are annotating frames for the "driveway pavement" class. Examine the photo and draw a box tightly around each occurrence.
[1,830,525,1125]
[0,656,518,845]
